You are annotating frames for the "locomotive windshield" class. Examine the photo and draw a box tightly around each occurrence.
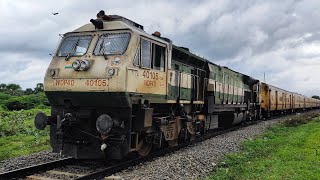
[94,32,130,55]
[57,35,92,57]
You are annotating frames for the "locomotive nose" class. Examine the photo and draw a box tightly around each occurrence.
[34,112,49,130]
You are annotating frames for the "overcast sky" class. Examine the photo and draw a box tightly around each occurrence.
[0,0,319,96]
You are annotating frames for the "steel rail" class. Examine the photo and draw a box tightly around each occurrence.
[0,157,75,180]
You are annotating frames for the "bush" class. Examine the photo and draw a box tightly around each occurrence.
[283,112,320,127]
[0,109,50,137]
[2,92,50,111]
[0,92,11,104]
[5,99,33,111]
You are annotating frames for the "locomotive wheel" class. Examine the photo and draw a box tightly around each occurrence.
[137,139,152,156]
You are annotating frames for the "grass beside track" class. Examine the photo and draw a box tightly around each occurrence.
[209,113,320,179]
[0,109,50,161]
[0,134,49,161]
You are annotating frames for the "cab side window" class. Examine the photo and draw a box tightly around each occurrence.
[152,44,165,71]
[133,48,140,66]
[141,39,151,68]
[140,38,166,71]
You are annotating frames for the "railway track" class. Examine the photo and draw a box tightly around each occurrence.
[0,157,75,180]
[75,125,246,180]
[0,123,248,180]
[1,111,308,180]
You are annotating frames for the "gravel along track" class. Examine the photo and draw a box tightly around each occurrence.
[0,150,67,173]
[0,112,316,179]
[114,115,301,180]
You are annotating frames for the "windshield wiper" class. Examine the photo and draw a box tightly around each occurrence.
[65,38,80,61]
[99,37,109,60]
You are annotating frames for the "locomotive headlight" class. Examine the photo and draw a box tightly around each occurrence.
[72,60,81,71]
[96,114,114,134]
[107,68,115,76]
[79,60,90,71]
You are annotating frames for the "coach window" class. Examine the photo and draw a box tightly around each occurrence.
[141,39,152,68]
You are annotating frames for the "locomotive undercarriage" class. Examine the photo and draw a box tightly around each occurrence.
[38,93,259,160]
[45,103,261,160]
[42,97,206,160]
[49,106,131,159]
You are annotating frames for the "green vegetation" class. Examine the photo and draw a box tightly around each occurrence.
[0,131,49,160]
[283,111,319,127]
[0,83,44,96]
[0,83,50,161]
[209,113,320,180]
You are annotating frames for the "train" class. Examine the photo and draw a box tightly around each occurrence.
[34,12,320,160]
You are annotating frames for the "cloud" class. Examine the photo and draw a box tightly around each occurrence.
[0,52,50,88]
[223,37,320,95]
[0,0,319,96]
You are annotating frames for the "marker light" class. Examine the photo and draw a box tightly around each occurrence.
[49,69,55,76]
[108,68,115,76]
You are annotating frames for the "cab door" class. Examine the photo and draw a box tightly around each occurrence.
[127,38,167,97]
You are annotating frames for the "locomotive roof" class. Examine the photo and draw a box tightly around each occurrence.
[71,15,143,32]
[108,15,144,30]
[172,45,258,82]
[70,15,171,46]
[173,45,208,63]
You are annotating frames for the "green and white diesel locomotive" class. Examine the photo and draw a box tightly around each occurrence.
[35,13,319,160]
